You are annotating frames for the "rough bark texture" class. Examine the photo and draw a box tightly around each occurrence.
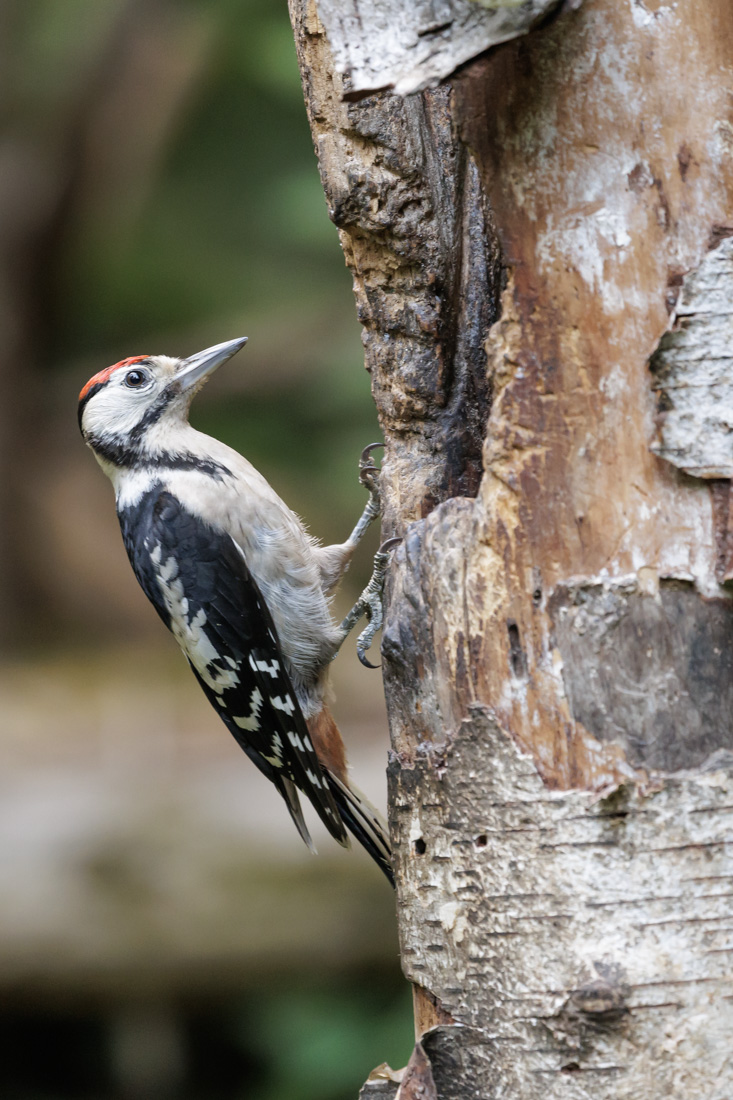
[291,0,733,1095]
[291,0,502,527]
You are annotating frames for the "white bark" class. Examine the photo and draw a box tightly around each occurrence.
[392,707,733,1097]
[315,0,567,96]
[651,236,733,479]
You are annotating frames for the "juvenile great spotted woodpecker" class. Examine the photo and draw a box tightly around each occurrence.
[78,338,396,882]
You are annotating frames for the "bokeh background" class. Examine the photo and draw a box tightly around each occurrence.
[0,1,410,1096]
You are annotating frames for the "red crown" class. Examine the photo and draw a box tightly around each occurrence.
[78,356,151,402]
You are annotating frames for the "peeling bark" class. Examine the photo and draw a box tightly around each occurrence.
[651,235,733,479]
[314,0,569,97]
[290,0,733,1094]
[549,577,733,770]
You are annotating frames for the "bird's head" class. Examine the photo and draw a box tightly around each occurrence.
[78,337,247,468]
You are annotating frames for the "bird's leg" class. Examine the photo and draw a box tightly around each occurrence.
[335,537,401,668]
[343,442,384,553]
[316,443,390,599]
[329,443,400,666]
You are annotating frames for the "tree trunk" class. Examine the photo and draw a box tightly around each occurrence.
[289,1,733,1095]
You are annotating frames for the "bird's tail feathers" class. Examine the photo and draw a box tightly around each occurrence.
[279,777,317,854]
[279,766,393,886]
[327,773,394,886]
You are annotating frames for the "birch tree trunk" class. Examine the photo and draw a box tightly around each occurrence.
[289,2,733,1096]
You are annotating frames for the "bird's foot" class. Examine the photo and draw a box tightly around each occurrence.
[359,441,384,520]
[344,443,384,551]
[355,537,402,668]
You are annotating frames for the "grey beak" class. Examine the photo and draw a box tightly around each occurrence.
[176,337,248,391]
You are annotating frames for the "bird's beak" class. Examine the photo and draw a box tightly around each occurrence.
[175,337,248,391]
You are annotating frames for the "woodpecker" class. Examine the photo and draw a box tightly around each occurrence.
[78,338,396,882]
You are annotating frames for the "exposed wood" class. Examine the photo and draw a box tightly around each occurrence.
[412,984,453,1038]
[450,0,733,788]
[290,0,733,1094]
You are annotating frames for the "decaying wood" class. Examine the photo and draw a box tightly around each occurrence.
[290,0,733,1094]
[290,0,501,529]
[449,1,733,790]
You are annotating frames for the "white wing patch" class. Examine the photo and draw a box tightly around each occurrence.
[249,655,280,678]
[233,687,264,731]
[148,537,327,800]
[151,543,240,696]
[261,732,284,767]
[270,694,296,717]
[159,555,178,583]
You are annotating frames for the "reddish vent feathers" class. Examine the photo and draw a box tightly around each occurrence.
[306,704,347,783]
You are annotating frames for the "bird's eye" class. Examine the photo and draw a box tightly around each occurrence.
[125,369,149,388]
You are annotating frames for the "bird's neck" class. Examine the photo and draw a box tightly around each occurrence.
[92,419,233,502]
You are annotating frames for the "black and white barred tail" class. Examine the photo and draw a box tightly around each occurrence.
[327,774,393,885]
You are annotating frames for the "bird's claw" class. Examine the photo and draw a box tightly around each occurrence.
[360,441,384,467]
[357,647,380,670]
[355,537,402,668]
[359,442,384,495]
[377,536,402,554]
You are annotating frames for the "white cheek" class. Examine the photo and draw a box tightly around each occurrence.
[83,386,154,440]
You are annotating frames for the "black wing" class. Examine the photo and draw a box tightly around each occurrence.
[119,486,347,847]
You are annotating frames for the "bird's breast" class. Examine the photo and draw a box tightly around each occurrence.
[159,464,340,704]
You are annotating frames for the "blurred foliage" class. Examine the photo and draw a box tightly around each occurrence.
[0,0,407,1097]
[56,0,355,352]
[242,983,412,1100]
[0,0,378,644]
[1,980,412,1099]
[62,0,379,561]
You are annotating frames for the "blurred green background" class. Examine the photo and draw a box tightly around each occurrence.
[0,0,410,1096]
